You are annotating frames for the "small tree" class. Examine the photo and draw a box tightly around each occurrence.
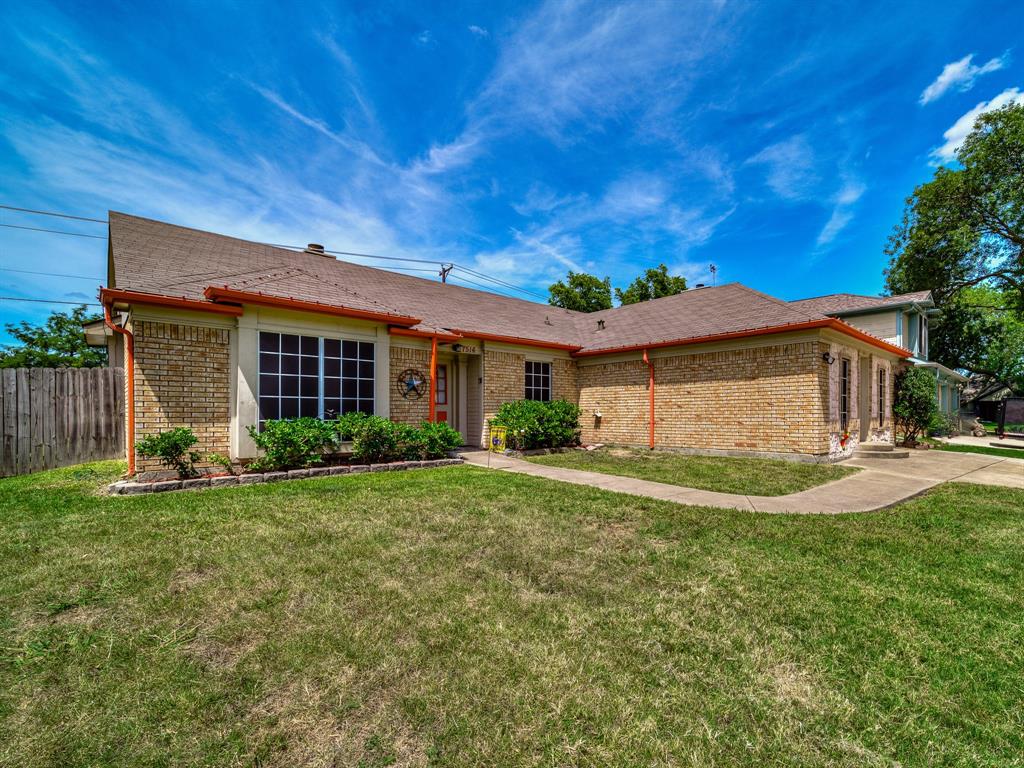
[548,271,613,312]
[892,367,938,446]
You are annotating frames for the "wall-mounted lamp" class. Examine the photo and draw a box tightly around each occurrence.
[822,352,836,365]
[451,343,462,352]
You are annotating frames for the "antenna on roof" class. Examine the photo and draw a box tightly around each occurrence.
[439,263,454,283]
[709,263,717,286]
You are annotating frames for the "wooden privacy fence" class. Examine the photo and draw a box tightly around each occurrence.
[0,367,125,477]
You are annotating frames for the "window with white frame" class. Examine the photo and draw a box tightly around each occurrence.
[524,361,551,401]
[839,357,851,433]
[878,367,886,427]
[258,331,374,430]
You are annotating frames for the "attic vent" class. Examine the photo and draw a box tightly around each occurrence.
[304,243,327,256]
[597,319,605,331]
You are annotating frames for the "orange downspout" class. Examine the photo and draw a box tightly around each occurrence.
[643,349,655,450]
[428,336,438,423]
[104,304,136,475]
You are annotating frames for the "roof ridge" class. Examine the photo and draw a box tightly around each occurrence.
[738,284,827,321]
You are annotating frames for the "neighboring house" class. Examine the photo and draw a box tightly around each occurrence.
[790,291,968,424]
[87,212,912,474]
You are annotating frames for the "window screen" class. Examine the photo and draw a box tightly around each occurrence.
[525,361,551,402]
[258,332,374,429]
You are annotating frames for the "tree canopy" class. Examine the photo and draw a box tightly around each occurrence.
[0,305,107,368]
[614,264,687,306]
[547,271,613,312]
[885,102,1024,393]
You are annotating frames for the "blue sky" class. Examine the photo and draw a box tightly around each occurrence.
[1,0,1022,343]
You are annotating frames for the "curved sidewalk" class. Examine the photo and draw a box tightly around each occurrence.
[461,449,1023,514]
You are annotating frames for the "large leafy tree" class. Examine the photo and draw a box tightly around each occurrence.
[614,264,687,305]
[548,271,613,312]
[885,102,1024,393]
[0,305,107,368]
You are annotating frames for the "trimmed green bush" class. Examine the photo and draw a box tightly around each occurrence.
[334,411,371,441]
[490,399,581,450]
[137,427,201,478]
[351,415,401,463]
[417,421,463,458]
[246,417,337,470]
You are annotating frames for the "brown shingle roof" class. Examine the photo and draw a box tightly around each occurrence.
[789,291,933,316]
[106,212,908,356]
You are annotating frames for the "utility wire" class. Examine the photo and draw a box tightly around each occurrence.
[0,267,99,280]
[0,223,106,239]
[0,204,107,223]
[0,296,101,306]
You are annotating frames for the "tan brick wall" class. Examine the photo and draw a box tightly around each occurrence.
[482,349,526,431]
[389,345,431,425]
[551,357,579,402]
[132,320,231,473]
[579,340,831,456]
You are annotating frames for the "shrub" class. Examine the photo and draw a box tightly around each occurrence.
[137,427,200,478]
[351,415,401,463]
[893,367,938,446]
[928,411,957,437]
[490,399,581,450]
[334,411,371,441]
[246,417,337,470]
[417,421,463,458]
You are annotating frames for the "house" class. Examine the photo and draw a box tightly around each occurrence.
[88,212,912,475]
[790,291,967,424]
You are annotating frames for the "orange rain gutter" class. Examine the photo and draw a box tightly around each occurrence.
[573,318,912,358]
[448,329,582,352]
[642,349,655,450]
[100,287,243,316]
[389,326,462,343]
[103,303,136,476]
[203,287,420,326]
[428,336,438,423]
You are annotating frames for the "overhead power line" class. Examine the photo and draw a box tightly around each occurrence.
[0,296,100,306]
[0,267,99,280]
[0,223,106,239]
[0,204,107,223]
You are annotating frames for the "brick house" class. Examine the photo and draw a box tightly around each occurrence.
[89,212,912,474]
[790,292,968,425]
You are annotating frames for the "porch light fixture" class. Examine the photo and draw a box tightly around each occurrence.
[822,352,836,365]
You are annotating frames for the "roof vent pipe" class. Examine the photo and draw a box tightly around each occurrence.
[597,319,605,330]
[304,243,327,256]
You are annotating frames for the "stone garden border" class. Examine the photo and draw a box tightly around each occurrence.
[108,457,464,495]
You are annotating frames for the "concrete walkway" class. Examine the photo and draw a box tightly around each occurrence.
[460,449,1023,514]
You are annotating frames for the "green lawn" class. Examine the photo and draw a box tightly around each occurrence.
[526,447,856,495]
[933,442,1024,460]
[2,463,1023,767]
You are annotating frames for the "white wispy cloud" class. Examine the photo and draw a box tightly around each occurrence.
[468,25,489,37]
[931,87,1024,163]
[919,52,1008,105]
[815,179,865,248]
[746,135,819,200]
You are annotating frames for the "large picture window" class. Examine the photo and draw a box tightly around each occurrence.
[258,331,374,429]
[525,361,551,402]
